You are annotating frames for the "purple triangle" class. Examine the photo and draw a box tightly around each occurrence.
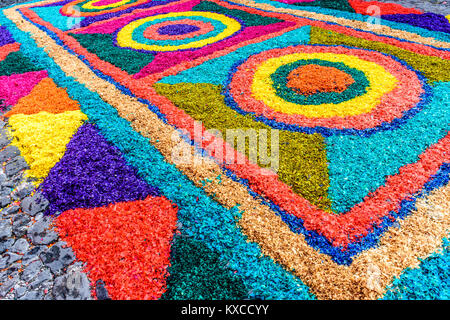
[0,26,15,47]
[41,123,160,215]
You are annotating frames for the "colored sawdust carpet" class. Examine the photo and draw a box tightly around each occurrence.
[0,0,449,300]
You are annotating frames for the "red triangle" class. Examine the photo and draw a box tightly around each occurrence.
[55,196,178,300]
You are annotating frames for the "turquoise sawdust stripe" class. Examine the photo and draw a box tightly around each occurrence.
[31,5,84,32]
[0,10,314,300]
[326,81,450,213]
[157,25,311,85]
[383,238,450,300]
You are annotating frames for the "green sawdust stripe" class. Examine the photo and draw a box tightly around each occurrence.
[70,33,155,75]
[0,51,42,76]
[162,235,248,300]
[309,26,450,83]
[192,1,283,26]
[154,82,332,212]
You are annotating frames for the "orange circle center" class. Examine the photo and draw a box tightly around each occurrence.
[286,64,355,96]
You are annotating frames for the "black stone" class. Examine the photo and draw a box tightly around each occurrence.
[95,280,111,300]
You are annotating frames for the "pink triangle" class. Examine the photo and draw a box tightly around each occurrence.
[0,70,48,109]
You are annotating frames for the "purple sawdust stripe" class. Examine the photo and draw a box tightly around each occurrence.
[0,26,15,46]
[41,123,160,215]
[381,12,450,34]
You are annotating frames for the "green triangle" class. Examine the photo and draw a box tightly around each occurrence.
[162,235,248,300]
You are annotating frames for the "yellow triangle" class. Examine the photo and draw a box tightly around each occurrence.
[8,110,87,184]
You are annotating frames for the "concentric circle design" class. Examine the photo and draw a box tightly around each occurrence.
[82,0,134,10]
[142,19,214,41]
[271,59,369,106]
[227,45,425,130]
[116,12,242,52]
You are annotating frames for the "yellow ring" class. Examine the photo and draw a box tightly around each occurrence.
[116,11,241,52]
[252,52,398,118]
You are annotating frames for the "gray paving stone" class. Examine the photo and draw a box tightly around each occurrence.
[0,276,17,297]
[12,183,35,201]
[3,173,23,188]
[0,219,12,239]
[53,269,91,300]
[0,174,6,186]
[10,238,30,254]
[21,192,49,216]
[20,288,45,300]
[22,245,47,266]
[40,242,75,274]
[27,217,58,245]
[0,0,37,9]
[3,204,20,217]
[0,145,20,163]
[0,136,11,150]
[5,157,29,177]
[0,196,11,208]
[0,252,21,269]
[95,280,110,300]
[14,285,28,299]
[30,269,53,289]
[21,260,43,283]
[5,263,21,277]
[0,238,14,254]
[12,213,32,237]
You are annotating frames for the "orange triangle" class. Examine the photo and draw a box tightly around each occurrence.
[5,77,80,117]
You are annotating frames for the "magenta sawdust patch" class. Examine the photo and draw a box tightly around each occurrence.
[41,122,160,215]
[0,71,48,108]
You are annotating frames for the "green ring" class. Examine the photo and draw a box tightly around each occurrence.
[270,59,370,106]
